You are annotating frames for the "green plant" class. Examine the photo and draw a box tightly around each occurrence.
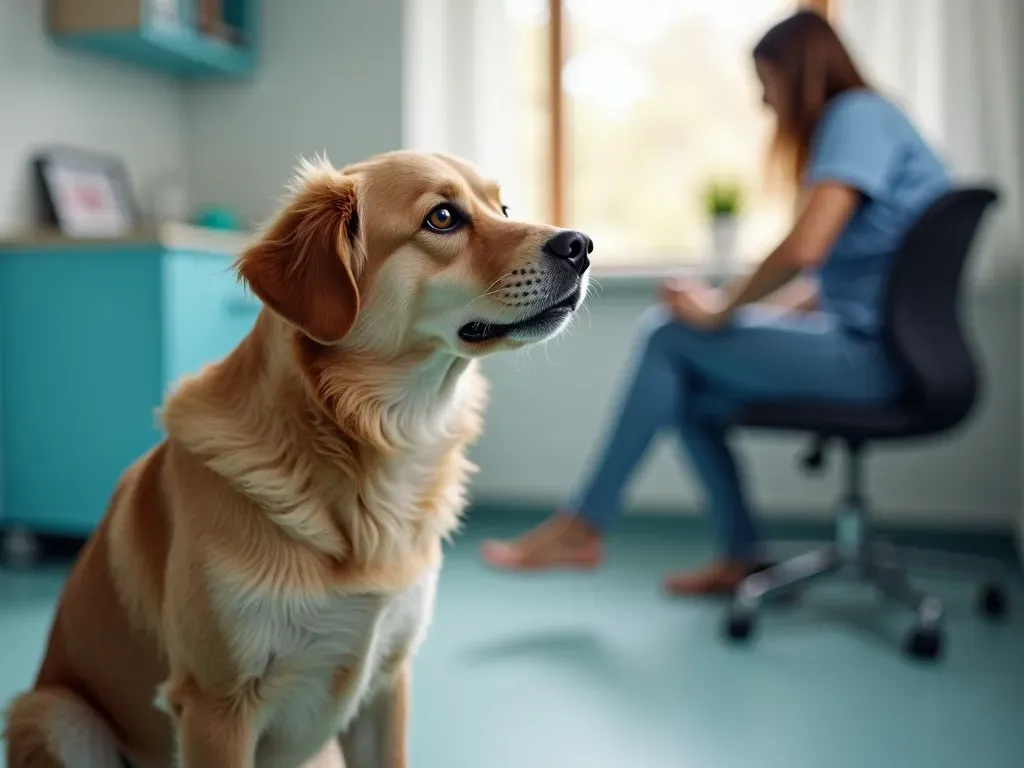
[703,181,743,218]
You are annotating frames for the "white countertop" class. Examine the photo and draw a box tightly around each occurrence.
[0,222,253,255]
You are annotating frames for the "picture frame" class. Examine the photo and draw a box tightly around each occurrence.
[32,146,140,238]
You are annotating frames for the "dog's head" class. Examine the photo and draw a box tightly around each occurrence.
[236,151,591,358]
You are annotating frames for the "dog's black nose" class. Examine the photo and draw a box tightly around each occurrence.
[543,230,592,276]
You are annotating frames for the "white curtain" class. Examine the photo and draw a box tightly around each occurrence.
[403,0,524,212]
[402,0,514,164]
[838,0,1024,283]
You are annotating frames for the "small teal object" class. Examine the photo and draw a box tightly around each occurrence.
[194,206,242,231]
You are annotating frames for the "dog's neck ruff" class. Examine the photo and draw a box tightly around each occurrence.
[162,314,487,565]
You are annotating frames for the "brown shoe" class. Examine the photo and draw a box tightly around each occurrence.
[662,560,757,596]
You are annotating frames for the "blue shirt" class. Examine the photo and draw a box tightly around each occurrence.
[806,90,950,336]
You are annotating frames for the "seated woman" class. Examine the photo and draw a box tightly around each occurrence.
[480,9,951,594]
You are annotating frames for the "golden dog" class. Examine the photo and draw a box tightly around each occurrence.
[3,151,592,767]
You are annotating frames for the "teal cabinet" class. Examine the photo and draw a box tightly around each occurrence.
[163,249,261,385]
[0,227,257,536]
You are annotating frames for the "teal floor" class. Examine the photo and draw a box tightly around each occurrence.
[2,515,1023,767]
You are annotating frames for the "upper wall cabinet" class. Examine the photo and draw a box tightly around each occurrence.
[48,0,255,79]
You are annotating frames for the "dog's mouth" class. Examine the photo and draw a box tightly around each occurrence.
[459,287,582,344]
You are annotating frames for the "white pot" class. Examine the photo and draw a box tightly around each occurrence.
[710,215,739,277]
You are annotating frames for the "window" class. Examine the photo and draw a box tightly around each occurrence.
[499,0,832,268]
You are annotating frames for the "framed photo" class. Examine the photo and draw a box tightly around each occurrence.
[33,146,139,238]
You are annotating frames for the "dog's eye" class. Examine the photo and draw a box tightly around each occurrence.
[424,206,462,233]
[500,205,509,218]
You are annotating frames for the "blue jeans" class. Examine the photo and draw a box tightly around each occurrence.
[570,305,904,561]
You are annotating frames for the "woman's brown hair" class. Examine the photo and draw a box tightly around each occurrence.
[753,9,869,187]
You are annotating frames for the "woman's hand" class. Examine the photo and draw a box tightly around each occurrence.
[660,277,729,330]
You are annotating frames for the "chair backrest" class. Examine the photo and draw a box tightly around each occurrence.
[882,187,1000,433]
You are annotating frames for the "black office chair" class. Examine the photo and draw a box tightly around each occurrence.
[723,187,1007,661]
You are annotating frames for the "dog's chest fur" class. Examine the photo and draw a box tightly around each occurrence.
[158,341,485,764]
[212,562,438,764]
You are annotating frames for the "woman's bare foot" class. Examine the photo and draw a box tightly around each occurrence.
[662,560,754,596]
[480,512,603,572]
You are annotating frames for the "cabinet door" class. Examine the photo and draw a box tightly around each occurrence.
[0,248,164,535]
[163,249,261,387]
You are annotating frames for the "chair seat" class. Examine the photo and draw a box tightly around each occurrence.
[738,399,920,440]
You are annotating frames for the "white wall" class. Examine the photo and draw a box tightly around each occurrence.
[0,0,402,234]
[0,2,186,233]
[184,0,405,227]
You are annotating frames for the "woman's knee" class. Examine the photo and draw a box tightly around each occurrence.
[636,306,690,356]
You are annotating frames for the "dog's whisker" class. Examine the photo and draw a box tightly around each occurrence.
[461,283,508,312]
[459,271,516,313]
[583,302,594,332]
[514,346,532,373]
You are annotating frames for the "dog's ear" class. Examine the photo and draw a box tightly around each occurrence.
[236,169,361,344]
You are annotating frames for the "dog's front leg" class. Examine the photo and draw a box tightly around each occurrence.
[168,680,256,768]
[339,665,409,768]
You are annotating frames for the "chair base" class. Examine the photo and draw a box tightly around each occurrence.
[724,499,1011,661]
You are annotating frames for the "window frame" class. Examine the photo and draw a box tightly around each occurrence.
[544,0,835,228]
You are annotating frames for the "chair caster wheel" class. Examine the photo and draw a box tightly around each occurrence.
[978,583,1008,620]
[903,625,943,661]
[724,610,756,642]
